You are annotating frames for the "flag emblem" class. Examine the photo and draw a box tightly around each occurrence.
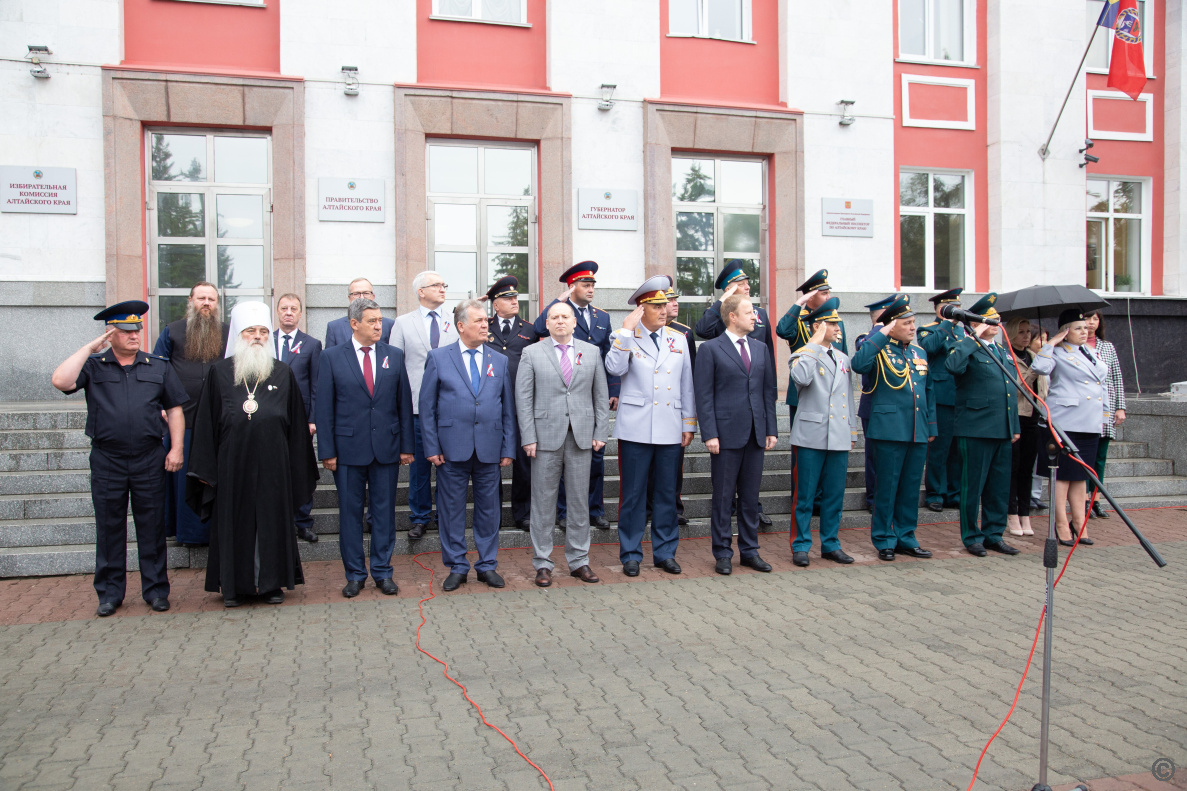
[1115,8,1141,44]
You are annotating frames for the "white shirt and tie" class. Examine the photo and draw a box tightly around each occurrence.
[419,304,443,346]
[350,335,374,376]
[276,329,295,360]
[570,301,592,331]
[461,344,485,391]
[724,329,748,360]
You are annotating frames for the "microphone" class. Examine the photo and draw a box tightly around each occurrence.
[938,303,1000,326]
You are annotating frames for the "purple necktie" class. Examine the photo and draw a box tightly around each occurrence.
[558,344,572,387]
[738,338,751,373]
[428,310,440,348]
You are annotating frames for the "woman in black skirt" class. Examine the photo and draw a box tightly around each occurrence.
[1029,309,1111,546]
[1003,317,1045,537]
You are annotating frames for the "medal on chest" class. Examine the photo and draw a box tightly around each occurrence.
[243,380,260,419]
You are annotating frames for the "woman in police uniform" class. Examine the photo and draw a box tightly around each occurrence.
[1029,308,1109,546]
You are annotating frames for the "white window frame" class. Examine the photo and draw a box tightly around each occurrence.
[430,0,531,27]
[898,168,974,293]
[901,74,977,130]
[1086,176,1151,296]
[1085,0,1155,78]
[1087,90,1154,141]
[166,0,265,6]
[667,0,754,44]
[897,0,977,67]
[425,139,537,315]
[672,154,767,322]
[145,129,273,341]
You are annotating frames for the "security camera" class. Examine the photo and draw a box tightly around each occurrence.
[1080,153,1100,168]
[1079,139,1095,154]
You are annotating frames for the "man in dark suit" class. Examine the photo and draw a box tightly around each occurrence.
[534,261,616,528]
[696,260,775,526]
[324,278,394,348]
[421,299,517,592]
[483,276,538,530]
[694,293,778,575]
[275,293,322,543]
[315,298,414,598]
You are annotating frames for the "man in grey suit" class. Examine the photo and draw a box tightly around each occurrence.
[516,302,609,587]
[389,271,458,539]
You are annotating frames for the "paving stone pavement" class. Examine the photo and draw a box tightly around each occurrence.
[1,515,1185,790]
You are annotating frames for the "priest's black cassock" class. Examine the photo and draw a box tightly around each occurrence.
[186,358,318,597]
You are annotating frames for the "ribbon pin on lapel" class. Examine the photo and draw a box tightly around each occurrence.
[576,352,583,366]
[382,356,389,369]
[290,341,302,355]
[486,363,495,377]
[667,337,677,352]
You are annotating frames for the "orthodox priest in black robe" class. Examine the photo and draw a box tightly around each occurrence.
[186,302,318,606]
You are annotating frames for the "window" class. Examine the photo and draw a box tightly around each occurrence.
[427,141,535,317]
[672,156,765,326]
[899,0,973,64]
[669,0,752,42]
[1086,0,1153,76]
[147,131,271,334]
[432,0,527,25]
[1087,178,1146,293]
[898,170,970,291]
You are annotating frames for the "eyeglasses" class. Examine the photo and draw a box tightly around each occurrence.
[421,282,448,290]
[348,290,375,298]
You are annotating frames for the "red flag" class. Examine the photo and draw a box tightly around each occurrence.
[1107,0,1147,100]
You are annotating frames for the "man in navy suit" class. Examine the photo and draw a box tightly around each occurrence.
[694,294,778,575]
[275,293,323,543]
[420,299,517,592]
[315,298,414,598]
[534,261,617,528]
[324,278,394,348]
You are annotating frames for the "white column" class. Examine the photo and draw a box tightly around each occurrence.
[1164,0,1186,295]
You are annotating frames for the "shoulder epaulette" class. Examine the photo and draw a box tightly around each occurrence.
[921,321,939,328]
[669,320,690,331]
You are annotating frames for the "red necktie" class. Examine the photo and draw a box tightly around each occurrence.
[361,346,374,396]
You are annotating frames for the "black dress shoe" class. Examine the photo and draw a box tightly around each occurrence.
[741,554,772,572]
[376,578,399,595]
[677,515,689,525]
[985,540,1020,555]
[655,558,682,574]
[926,501,944,512]
[297,526,319,543]
[442,572,467,591]
[757,511,773,526]
[897,546,933,558]
[341,579,363,598]
[715,558,732,575]
[966,543,988,557]
[476,570,505,588]
[514,519,531,532]
[150,598,170,612]
[623,561,640,577]
[792,551,810,567]
[408,523,427,540]
[1091,502,1109,519]
[96,601,120,617]
[821,549,854,564]
[593,516,610,528]
[877,549,895,561]
[263,590,285,604]
[223,597,242,608]
[1030,497,1047,511]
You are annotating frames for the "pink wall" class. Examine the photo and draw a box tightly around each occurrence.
[122,0,280,74]
[417,0,548,90]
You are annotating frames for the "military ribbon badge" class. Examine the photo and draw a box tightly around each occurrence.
[486,363,495,377]
[382,356,389,369]
[576,352,583,365]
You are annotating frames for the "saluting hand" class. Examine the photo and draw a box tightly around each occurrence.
[974,322,995,339]
[559,285,576,303]
[89,328,116,354]
[1049,328,1069,346]
[795,288,820,307]
[721,283,740,301]
[880,318,898,336]
[809,322,829,346]
[622,306,644,332]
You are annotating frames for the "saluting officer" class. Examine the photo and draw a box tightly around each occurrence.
[647,287,695,524]
[917,288,966,512]
[484,275,539,531]
[606,276,697,577]
[854,295,898,513]
[51,302,188,617]
[851,296,935,562]
[696,260,774,525]
[534,261,617,528]
[788,298,857,567]
[945,293,1022,557]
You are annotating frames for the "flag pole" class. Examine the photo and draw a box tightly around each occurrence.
[1038,24,1102,160]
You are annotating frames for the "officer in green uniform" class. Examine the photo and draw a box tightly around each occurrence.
[851,296,935,562]
[944,293,1022,557]
[917,288,966,512]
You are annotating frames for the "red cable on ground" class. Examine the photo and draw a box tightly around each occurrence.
[410,551,555,791]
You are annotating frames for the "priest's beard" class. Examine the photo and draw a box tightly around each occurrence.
[233,339,275,387]
[185,303,224,363]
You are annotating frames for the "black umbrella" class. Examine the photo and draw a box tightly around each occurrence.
[993,284,1110,321]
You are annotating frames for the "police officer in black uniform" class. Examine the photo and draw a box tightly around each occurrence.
[52,301,189,617]
[484,275,539,530]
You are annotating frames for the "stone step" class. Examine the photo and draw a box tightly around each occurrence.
[0,450,90,473]
[0,405,87,431]
[0,429,91,451]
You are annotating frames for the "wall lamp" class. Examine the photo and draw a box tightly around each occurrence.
[838,99,856,126]
[598,83,616,111]
[28,45,52,79]
[342,66,359,96]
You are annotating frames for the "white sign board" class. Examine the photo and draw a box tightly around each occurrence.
[821,198,874,237]
[578,188,638,230]
[1,166,77,214]
[318,178,385,222]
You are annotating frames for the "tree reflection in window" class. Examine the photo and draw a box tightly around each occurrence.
[151,135,205,182]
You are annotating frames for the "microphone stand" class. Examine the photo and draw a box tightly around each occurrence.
[951,319,1166,791]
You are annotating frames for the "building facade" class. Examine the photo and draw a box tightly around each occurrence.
[2,0,1185,399]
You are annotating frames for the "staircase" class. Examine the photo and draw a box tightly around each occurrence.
[2,400,1186,577]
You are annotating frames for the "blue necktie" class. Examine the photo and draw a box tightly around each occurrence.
[281,333,292,363]
[467,349,480,395]
[429,310,440,349]
[650,331,659,351]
